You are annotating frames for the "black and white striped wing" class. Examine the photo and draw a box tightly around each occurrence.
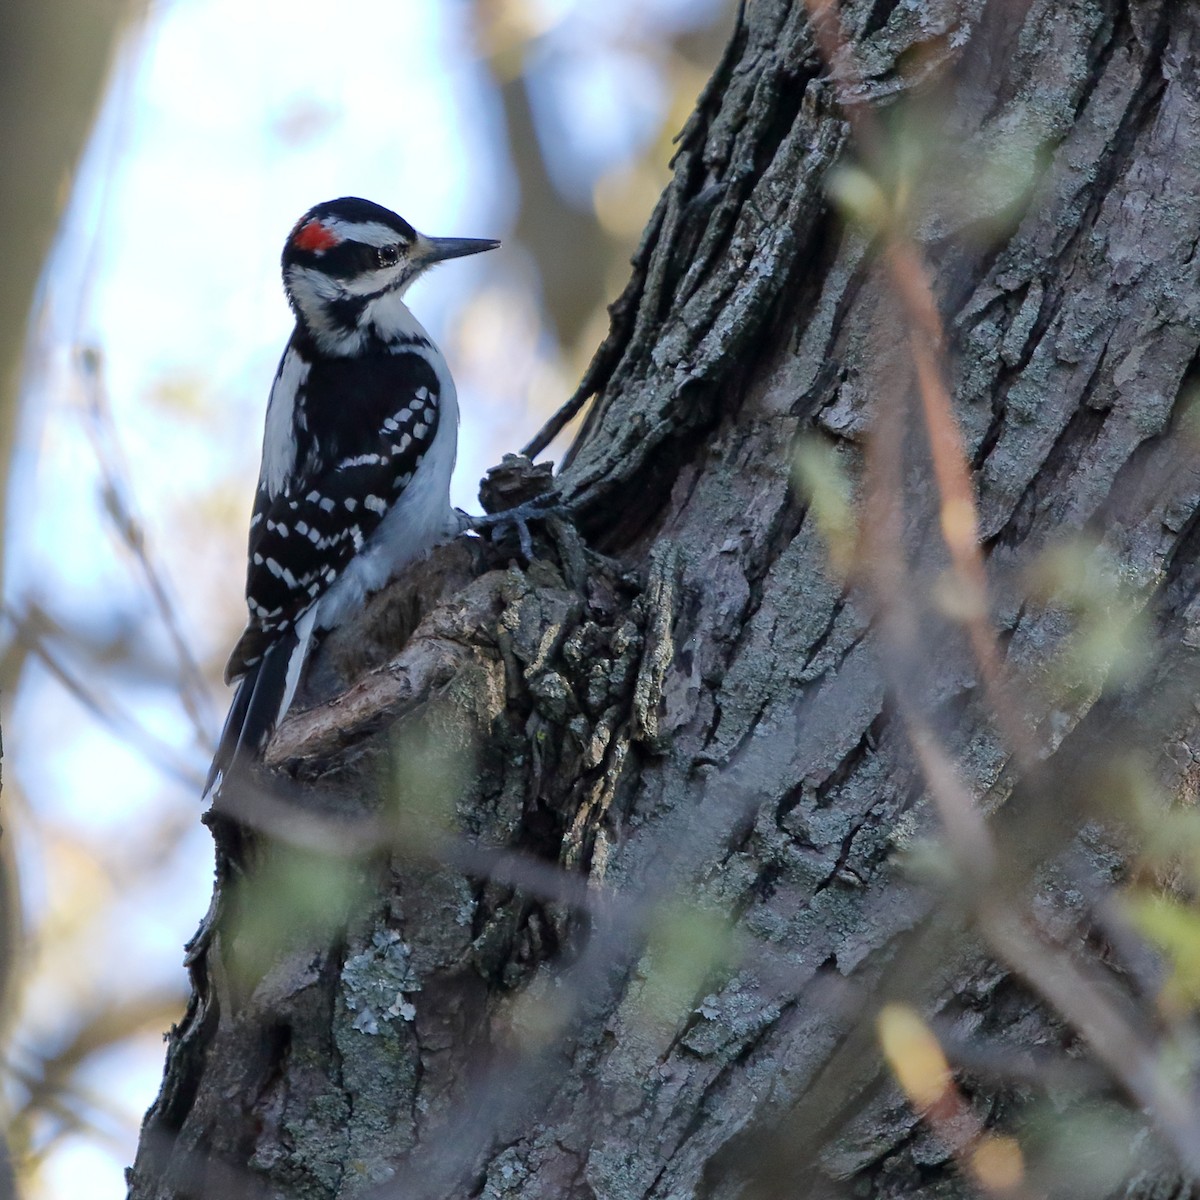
[225,350,441,683]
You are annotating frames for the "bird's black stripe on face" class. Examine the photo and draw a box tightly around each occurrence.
[289,238,404,280]
[283,198,419,278]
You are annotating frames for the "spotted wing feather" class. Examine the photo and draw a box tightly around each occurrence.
[225,348,441,683]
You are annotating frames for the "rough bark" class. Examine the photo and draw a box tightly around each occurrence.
[130,1,1200,1198]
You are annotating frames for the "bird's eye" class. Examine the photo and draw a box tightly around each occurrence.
[376,244,401,268]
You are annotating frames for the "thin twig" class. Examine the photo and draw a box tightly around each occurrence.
[978,897,1200,1173]
[807,0,1036,770]
[3,604,204,790]
[882,239,1038,769]
[77,346,215,749]
[520,382,595,462]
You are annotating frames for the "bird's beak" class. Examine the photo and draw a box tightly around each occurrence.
[418,235,501,266]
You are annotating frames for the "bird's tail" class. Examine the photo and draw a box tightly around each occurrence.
[203,611,316,801]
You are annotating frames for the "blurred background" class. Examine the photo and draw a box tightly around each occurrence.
[0,1,737,1194]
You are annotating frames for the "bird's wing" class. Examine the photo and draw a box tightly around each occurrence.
[224,349,442,684]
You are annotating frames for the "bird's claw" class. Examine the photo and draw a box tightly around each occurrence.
[465,494,561,562]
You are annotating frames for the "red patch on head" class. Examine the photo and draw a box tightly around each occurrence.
[292,219,341,253]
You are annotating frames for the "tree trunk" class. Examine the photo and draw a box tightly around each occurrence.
[129,1,1200,1197]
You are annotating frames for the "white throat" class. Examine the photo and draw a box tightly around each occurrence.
[287,266,430,355]
[360,287,431,346]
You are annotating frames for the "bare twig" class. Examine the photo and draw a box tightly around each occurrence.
[878,1005,1041,1199]
[3,604,204,790]
[977,898,1200,1172]
[520,381,595,462]
[8,991,185,1160]
[882,238,1038,770]
[77,346,215,749]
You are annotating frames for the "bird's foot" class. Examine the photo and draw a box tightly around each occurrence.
[462,493,563,562]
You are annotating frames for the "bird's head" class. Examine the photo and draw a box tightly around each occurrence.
[281,196,498,346]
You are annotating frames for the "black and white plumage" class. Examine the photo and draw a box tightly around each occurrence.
[205,197,498,797]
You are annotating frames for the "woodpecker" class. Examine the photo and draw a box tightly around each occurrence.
[205,196,498,797]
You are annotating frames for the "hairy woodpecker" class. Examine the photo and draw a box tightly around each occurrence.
[205,196,498,797]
